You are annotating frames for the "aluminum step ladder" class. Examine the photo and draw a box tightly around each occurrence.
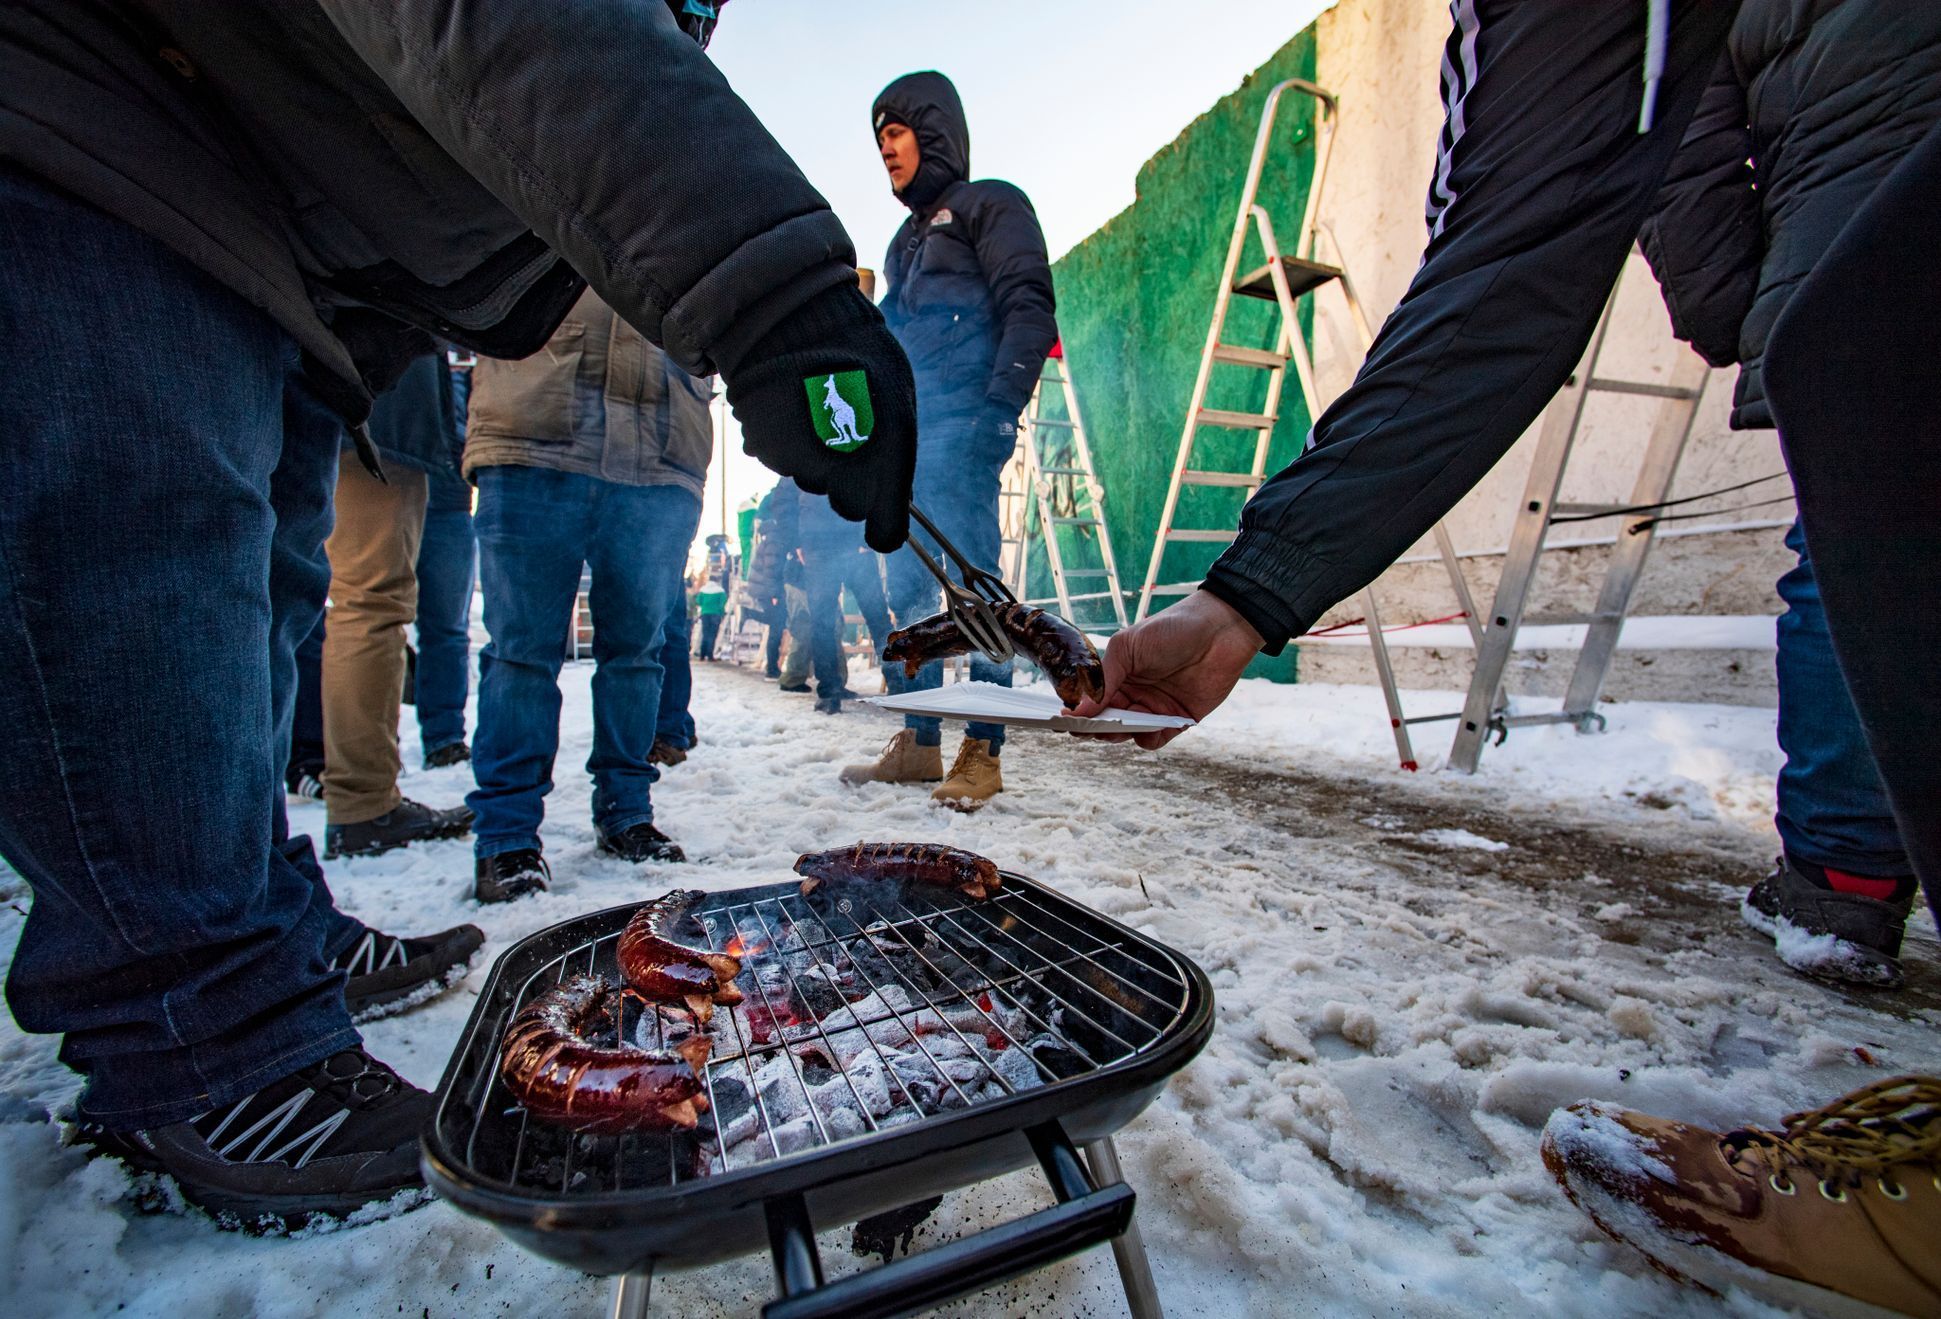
[1446,267,1713,773]
[1132,78,1481,769]
[1010,350,1130,631]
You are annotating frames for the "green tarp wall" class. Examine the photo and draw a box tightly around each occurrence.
[1047,29,1320,682]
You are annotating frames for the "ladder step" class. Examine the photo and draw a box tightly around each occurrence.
[1059,569,1111,577]
[1029,416,1076,428]
[1211,344,1289,368]
[1147,582,1200,596]
[1164,529,1238,543]
[1195,408,1276,430]
[1586,377,1703,401]
[1180,470,1262,489]
[1048,516,1100,526]
[1026,590,1121,603]
[1232,255,1342,302]
[1037,466,1090,476]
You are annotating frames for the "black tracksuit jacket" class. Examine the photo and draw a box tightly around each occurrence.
[1202,1,1746,652]
[874,72,1058,432]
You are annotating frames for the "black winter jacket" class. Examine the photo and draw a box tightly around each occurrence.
[1640,0,1941,429]
[0,2,856,423]
[874,72,1057,430]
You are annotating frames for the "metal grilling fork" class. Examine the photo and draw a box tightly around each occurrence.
[905,502,1016,664]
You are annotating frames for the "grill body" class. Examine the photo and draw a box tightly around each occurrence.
[422,872,1213,1278]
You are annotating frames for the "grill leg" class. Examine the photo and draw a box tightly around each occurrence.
[1083,1138,1163,1319]
[609,1270,653,1319]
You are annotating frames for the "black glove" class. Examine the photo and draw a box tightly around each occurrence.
[720,282,917,552]
[967,403,1020,463]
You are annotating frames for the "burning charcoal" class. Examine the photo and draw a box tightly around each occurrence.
[820,1102,867,1142]
[939,1056,992,1087]
[798,1053,836,1086]
[769,1115,821,1156]
[830,1051,898,1119]
[1026,1035,1088,1080]
[710,1076,752,1129]
[991,1041,1045,1092]
[788,967,848,1020]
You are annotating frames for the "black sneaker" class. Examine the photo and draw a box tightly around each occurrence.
[75,1048,432,1231]
[778,682,810,694]
[334,923,484,1022]
[286,762,325,802]
[476,849,550,904]
[1742,856,1914,989]
[649,737,689,767]
[814,696,843,715]
[597,822,686,864]
[323,798,473,859]
[423,741,470,770]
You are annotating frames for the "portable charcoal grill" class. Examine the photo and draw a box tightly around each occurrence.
[422,869,1213,1318]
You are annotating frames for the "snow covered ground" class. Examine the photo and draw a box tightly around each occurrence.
[2,658,1936,1318]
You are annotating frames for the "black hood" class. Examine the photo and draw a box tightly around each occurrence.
[872,70,969,212]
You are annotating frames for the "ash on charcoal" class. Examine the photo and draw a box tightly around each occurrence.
[1026,1035,1088,1080]
[788,966,848,1019]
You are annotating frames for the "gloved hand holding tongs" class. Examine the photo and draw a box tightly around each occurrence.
[903,503,1016,663]
[717,275,1015,664]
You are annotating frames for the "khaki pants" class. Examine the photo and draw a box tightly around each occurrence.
[322,452,427,824]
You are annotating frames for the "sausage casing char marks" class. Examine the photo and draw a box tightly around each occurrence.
[498,975,711,1134]
[795,842,1002,900]
[881,604,1104,709]
[616,887,744,1017]
[501,890,744,1133]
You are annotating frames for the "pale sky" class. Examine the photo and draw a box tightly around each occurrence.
[690,0,1338,558]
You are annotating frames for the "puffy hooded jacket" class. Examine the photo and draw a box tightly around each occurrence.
[1640,0,1941,429]
[0,2,856,424]
[872,71,1057,431]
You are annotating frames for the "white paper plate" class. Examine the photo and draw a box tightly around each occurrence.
[863,682,1196,734]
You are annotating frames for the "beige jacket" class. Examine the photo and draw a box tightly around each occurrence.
[464,288,714,493]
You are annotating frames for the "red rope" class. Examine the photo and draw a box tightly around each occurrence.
[1306,610,1470,638]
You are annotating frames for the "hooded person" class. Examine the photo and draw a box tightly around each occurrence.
[840,71,1058,807]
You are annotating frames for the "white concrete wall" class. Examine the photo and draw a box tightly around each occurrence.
[1290,0,1791,705]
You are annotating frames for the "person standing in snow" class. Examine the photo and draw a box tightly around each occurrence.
[413,352,481,772]
[320,351,475,859]
[462,287,714,900]
[840,71,1058,807]
[1076,2,1941,1308]
[1634,0,1938,992]
[0,0,916,1229]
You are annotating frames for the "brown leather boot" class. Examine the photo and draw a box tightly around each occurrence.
[839,730,944,786]
[931,738,1003,811]
[1542,1075,1941,1317]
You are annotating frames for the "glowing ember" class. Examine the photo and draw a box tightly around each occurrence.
[722,933,768,958]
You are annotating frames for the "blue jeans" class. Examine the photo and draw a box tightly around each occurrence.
[415,468,477,755]
[1774,522,1910,876]
[806,541,895,700]
[657,586,696,749]
[469,467,701,855]
[885,433,1013,749]
[0,166,362,1127]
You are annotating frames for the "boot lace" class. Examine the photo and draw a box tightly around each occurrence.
[1722,1075,1941,1202]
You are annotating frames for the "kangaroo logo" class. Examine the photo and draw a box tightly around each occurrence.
[804,369,874,453]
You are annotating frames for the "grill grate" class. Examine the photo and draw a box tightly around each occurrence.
[459,877,1191,1198]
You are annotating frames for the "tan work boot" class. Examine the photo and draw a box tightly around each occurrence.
[839,730,943,786]
[1541,1075,1941,1318]
[931,738,1003,811]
